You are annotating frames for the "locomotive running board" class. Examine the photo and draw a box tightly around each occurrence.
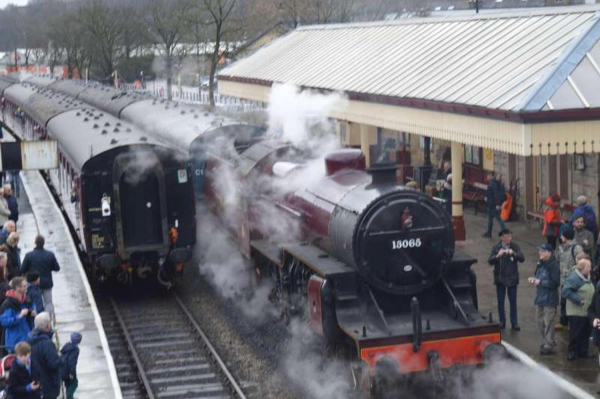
[250,239,283,267]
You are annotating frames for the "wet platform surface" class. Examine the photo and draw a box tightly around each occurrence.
[461,209,599,396]
[19,171,121,399]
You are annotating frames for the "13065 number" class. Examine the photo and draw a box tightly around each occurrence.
[391,238,422,250]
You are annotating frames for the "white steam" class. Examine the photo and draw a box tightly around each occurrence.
[196,84,353,397]
[283,320,352,399]
[451,358,571,399]
[194,209,278,321]
[123,149,160,185]
[267,83,346,149]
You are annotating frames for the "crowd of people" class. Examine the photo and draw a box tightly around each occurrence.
[0,186,79,399]
[487,193,600,364]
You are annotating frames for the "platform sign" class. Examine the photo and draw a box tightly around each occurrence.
[0,140,58,171]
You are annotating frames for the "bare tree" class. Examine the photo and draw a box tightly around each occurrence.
[202,0,238,107]
[79,0,123,79]
[146,0,193,100]
[120,4,149,60]
[49,10,90,78]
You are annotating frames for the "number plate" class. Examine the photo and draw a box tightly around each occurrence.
[391,238,422,250]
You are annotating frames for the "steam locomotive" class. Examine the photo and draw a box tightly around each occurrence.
[0,79,196,285]
[205,142,503,396]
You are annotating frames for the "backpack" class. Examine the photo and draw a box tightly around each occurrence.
[500,192,513,221]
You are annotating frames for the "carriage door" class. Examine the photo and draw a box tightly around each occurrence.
[119,171,164,247]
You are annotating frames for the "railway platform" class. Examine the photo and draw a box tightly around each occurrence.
[18,171,121,399]
[462,211,598,397]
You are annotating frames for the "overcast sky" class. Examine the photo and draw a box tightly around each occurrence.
[0,0,28,8]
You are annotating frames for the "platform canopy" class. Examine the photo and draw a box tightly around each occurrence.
[219,6,600,156]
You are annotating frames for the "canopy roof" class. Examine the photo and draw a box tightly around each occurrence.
[221,7,600,118]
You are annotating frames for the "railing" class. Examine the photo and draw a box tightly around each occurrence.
[119,81,266,114]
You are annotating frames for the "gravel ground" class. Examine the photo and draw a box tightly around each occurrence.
[175,259,305,399]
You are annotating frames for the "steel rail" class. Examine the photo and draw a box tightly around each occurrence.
[173,293,248,399]
[109,297,156,399]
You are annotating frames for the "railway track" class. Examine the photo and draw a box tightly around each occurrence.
[97,292,253,399]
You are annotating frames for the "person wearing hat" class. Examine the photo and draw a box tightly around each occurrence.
[529,243,561,355]
[557,227,583,328]
[543,194,563,250]
[60,332,82,399]
[488,229,525,330]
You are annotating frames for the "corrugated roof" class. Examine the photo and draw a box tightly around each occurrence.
[220,7,600,113]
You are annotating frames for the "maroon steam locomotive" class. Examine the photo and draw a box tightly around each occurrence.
[205,140,502,396]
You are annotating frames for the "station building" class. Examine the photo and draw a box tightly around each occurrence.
[218,6,600,240]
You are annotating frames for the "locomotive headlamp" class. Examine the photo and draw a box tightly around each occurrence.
[401,207,413,229]
[101,194,111,217]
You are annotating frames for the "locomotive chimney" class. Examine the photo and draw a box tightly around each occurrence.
[325,149,366,176]
[367,162,398,185]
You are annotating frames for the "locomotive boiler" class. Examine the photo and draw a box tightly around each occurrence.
[206,141,502,396]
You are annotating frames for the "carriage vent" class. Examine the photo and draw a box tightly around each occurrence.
[140,137,147,142]
[93,124,99,129]
[101,130,108,135]
[110,139,117,145]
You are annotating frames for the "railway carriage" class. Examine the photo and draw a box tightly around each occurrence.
[46,80,266,196]
[0,83,196,284]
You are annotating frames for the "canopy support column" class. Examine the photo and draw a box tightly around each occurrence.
[451,142,465,241]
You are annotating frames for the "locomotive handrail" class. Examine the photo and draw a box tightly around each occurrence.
[367,226,447,238]
[442,278,470,326]
[411,297,422,353]
[366,285,392,336]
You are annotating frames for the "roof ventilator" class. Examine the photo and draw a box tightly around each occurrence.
[110,139,117,145]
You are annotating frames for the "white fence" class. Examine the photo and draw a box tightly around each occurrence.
[121,80,265,114]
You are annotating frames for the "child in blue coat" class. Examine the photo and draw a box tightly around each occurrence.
[7,341,41,399]
[60,332,82,399]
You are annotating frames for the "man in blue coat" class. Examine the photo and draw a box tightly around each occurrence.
[570,195,597,238]
[27,312,61,399]
[530,243,561,355]
[21,235,60,319]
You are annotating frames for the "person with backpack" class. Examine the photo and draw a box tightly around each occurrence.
[557,227,583,329]
[543,194,563,250]
[482,172,507,238]
[570,195,597,239]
